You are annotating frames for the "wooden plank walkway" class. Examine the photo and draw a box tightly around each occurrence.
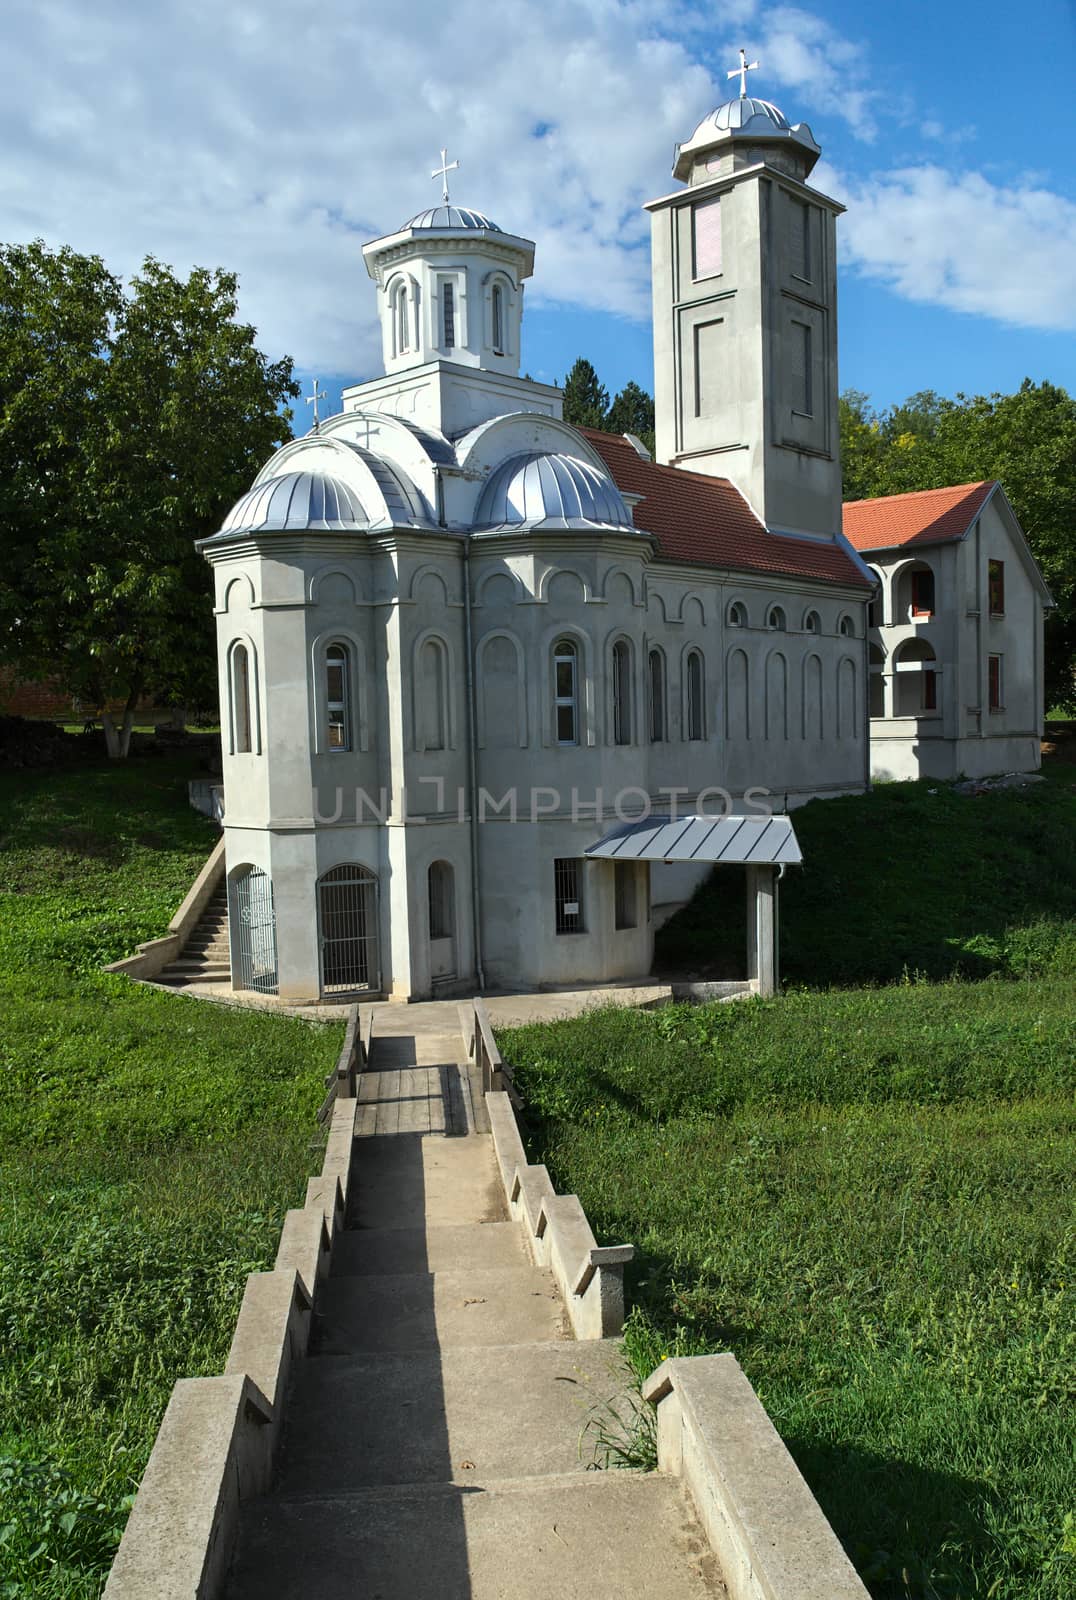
[356,1023,485,1137]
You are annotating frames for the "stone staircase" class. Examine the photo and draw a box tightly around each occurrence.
[222,1020,726,1599]
[157,888,230,988]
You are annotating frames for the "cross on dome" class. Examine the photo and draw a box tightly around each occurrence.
[727,47,760,98]
[431,147,460,204]
[306,377,327,431]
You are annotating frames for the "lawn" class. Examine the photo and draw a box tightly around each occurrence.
[0,756,343,1597]
[499,765,1076,1600]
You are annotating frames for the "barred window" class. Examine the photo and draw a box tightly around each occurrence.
[443,282,455,350]
[554,857,584,934]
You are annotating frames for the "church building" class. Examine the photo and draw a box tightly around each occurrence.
[200,87,875,1003]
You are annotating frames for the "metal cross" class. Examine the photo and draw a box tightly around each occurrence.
[306,376,327,432]
[431,147,460,204]
[727,47,760,98]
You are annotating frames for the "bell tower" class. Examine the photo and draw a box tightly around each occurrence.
[647,78,845,540]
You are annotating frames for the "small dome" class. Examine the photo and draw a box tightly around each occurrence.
[474,452,633,532]
[690,97,791,142]
[402,205,502,233]
[219,471,369,535]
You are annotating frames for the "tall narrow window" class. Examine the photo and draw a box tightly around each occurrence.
[648,649,665,742]
[612,639,632,745]
[988,655,1003,710]
[442,282,455,350]
[491,283,504,353]
[428,860,454,941]
[393,282,410,355]
[911,570,935,617]
[554,639,578,745]
[325,643,351,751]
[554,858,584,934]
[418,638,447,751]
[686,650,704,741]
[989,559,1005,616]
[231,643,252,754]
[614,860,637,930]
[922,669,937,712]
[790,198,811,279]
[791,321,812,415]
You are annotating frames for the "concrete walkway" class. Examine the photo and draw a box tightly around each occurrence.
[223,1022,727,1598]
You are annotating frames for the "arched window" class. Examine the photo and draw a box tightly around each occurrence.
[727,600,747,628]
[492,283,504,354]
[418,637,448,751]
[553,638,579,745]
[768,606,786,631]
[686,649,704,741]
[392,281,410,356]
[230,642,252,754]
[612,639,632,745]
[839,614,856,638]
[428,860,455,941]
[648,648,665,742]
[803,610,820,634]
[325,643,351,752]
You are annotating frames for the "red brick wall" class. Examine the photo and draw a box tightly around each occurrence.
[0,670,157,719]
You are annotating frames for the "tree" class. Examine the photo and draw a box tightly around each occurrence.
[0,241,298,755]
[606,380,656,457]
[560,357,609,431]
[840,380,1076,710]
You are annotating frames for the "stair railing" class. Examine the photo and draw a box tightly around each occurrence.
[317,1004,373,1124]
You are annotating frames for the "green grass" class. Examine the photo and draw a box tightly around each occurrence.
[499,762,1076,1600]
[656,766,1076,985]
[0,757,343,1598]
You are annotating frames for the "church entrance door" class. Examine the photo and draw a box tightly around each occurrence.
[318,864,380,996]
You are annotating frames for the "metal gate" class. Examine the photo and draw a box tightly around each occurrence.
[318,864,380,996]
[231,866,278,994]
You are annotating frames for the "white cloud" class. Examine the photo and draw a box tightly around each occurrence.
[754,6,879,140]
[837,164,1076,332]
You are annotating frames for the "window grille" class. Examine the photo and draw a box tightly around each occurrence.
[988,560,1005,616]
[428,860,454,941]
[554,857,584,934]
[614,860,637,930]
[648,649,665,742]
[443,282,455,350]
[232,867,277,994]
[318,864,379,995]
[554,639,578,745]
[325,643,350,751]
[686,650,704,741]
[612,640,631,745]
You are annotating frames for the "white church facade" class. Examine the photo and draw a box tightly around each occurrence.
[200,92,877,1003]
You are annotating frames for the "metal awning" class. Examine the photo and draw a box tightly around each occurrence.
[584,814,802,866]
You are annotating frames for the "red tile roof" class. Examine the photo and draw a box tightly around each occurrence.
[843,480,996,552]
[582,430,871,590]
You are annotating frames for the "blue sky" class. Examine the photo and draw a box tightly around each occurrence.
[3,0,1075,427]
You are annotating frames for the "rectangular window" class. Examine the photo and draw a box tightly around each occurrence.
[988,654,1003,710]
[791,321,812,415]
[614,861,637,930]
[790,198,811,280]
[988,559,1005,616]
[911,570,935,616]
[554,858,584,934]
[554,649,577,745]
[692,197,722,280]
[922,669,937,712]
[442,282,455,350]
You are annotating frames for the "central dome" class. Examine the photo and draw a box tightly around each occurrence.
[691,97,791,142]
[474,452,633,532]
[402,205,502,233]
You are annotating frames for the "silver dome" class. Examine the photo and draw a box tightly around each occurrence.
[219,471,369,534]
[474,452,633,531]
[402,205,502,233]
[691,97,791,141]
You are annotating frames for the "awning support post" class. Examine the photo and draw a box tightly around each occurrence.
[745,865,778,997]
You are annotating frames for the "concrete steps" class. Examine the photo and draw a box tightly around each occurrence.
[158,894,231,988]
[224,1061,726,1598]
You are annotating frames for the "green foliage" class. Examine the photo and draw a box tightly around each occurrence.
[656,766,1076,986]
[841,380,1076,709]
[0,241,299,751]
[605,379,656,458]
[499,989,1076,1600]
[560,356,609,431]
[0,755,342,1595]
